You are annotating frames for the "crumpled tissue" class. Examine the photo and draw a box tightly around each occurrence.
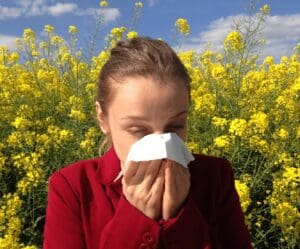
[113,132,195,182]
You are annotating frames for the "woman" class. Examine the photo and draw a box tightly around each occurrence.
[43,37,253,249]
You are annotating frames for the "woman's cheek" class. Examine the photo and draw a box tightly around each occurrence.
[114,133,136,163]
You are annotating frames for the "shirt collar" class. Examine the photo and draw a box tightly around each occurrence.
[97,145,123,189]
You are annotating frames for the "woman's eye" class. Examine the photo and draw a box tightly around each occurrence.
[132,130,145,134]
[129,129,147,135]
[128,125,185,136]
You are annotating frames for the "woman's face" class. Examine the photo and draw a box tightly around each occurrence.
[96,76,189,169]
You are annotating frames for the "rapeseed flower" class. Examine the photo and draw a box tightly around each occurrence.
[260,4,270,14]
[135,2,143,8]
[248,111,268,134]
[214,135,231,148]
[127,31,138,39]
[68,25,78,34]
[235,180,251,212]
[22,28,35,41]
[224,31,244,52]
[212,116,228,130]
[175,18,190,35]
[44,25,55,33]
[99,1,108,7]
[229,119,247,137]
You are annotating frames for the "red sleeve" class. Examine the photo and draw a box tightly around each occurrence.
[156,159,253,249]
[99,194,162,248]
[158,194,211,249]
[43,172,86,249]
[43,172,162,249]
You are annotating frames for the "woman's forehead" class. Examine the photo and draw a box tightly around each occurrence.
[113,78,187,105]
[107,76,189,119]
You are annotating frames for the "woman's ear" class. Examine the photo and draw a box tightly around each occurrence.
[95,101,109,134]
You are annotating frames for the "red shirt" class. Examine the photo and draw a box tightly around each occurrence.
[42,145,253,249]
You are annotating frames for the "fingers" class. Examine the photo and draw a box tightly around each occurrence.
[123,160,139,183]
[164,160,190,193]
[162,160,191,220]
[164,160,174,194]
[123,159,163,188]
[122,159,165,220]
[143,159,163,190]
[150,161,165,195]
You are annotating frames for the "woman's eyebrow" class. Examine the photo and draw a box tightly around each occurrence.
[121,109,188,121]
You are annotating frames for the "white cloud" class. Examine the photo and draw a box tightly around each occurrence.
[0,1,120,21]
[99,8,120,22]
[263,14,300,42]
[26,0,48,16]
[0,34,18,49]
[181,13,300,61]
[0,6,23,20]
[47,3,78,16]
[75,8,120,22]
[147,0,159,7]
[0,0,48,18]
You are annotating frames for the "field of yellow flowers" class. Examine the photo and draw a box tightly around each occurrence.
[0,2,299,248]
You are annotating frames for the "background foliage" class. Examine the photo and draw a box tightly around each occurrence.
[0,1,299,248]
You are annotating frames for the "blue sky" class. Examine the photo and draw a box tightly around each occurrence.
[0,0,299,61]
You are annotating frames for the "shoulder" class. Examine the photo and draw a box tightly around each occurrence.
[188,153,234,183]
[48,157,101,195]
[188,153,237,207]
[189,153,232,172]
[51,157,100,179]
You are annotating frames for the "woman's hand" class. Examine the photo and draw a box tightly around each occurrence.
[121,160,165,220]
[162,159,191,221]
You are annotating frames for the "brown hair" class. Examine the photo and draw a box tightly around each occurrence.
[97,36,191,154]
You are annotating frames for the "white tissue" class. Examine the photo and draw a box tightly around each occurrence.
[113,132,195,182]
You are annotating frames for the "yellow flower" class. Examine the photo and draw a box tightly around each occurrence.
[22,246,38,249]
[23,28,35,40]
[8,52,19,63]
[229,119,247,137]
[69,109,86,121]
[249,135,269,154]
[99,0,108,7]
[175,18,190,35]
[109,26,127,41]
[212,116,228,130]
[50,35,64,45]
[224,31,244,52]
[68,25,78,34]
[11,117,31,130]
[127,31,138,39]
[248,111,268,134]
[44,24,55,33]
[296,127,300,139]
[263,56,274,65]
[178,50,195,65]
[0,156,6,172]
[186,141,199,153]
[135,2,143,8]
[260,4,270,14]
[276,128,289,140]
[194,93,216,114]
[216,53,223,61]
[39,41,48,49]
[211,63,226,80]
[235,180,251,212]
[214,135,231,148]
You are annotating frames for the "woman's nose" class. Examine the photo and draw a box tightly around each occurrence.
[151,130,167,135]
